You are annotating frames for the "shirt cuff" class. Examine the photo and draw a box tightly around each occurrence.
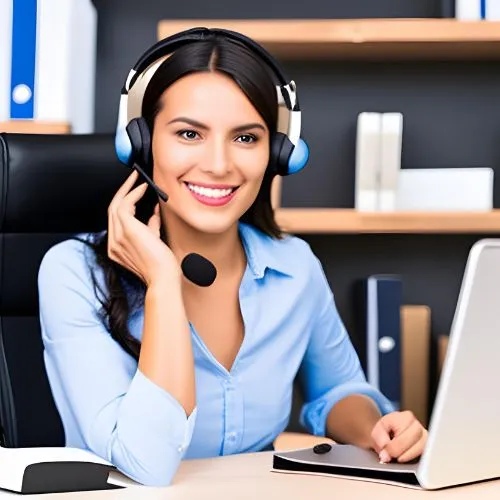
[299,382,395,436]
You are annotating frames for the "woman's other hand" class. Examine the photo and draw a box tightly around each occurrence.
[370,410,428,463]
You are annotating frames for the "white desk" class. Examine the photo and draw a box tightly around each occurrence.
[2,450,499,499]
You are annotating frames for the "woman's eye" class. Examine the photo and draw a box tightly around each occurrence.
[236,134,257,144]
[178,130,199,140]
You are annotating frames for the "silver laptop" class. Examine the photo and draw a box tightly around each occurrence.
[273,238,500,490]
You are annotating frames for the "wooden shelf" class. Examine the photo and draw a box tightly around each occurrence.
[274,208,500,234]
[158,18,500,60]
[0,121,70,134]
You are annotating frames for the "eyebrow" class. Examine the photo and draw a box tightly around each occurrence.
[167,117,266,133]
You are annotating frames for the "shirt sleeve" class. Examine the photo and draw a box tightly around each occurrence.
[298,255,394,437]
[38,239,197,486]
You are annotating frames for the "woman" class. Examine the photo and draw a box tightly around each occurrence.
[37,29,427,487]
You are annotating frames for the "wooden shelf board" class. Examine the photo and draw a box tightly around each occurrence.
[158,19,500,60]
[274,208,500,233]
[0,121,70,134]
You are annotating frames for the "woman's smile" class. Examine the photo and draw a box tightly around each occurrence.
[184,181,240,207]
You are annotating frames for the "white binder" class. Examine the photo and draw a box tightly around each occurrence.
[355,112,382,212]
[455,0,500,20]
[455,0,485,19]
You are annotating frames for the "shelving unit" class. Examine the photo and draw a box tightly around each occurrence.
[274,208,500,234]
[270,174,500,234]
[158,18,500,60]
[0,121,70,134]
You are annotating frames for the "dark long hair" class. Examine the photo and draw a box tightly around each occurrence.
[88,33,283,360]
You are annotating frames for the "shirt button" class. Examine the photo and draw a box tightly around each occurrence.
[228,432,236,440]
[177,445,185,453]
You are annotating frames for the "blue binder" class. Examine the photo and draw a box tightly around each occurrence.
[355,275,403,410]
[10,0,37,119]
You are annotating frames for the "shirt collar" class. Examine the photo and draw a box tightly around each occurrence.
[238,222,295,279]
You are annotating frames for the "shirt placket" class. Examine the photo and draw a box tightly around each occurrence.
[221,376,244,454]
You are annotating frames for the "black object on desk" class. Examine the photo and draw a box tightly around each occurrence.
[0,446,126,494]
[20,461,122,494]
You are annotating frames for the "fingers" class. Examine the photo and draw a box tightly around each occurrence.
[147,204,161,234]
[108,172,148,221]
[371,410,412,453]
[107,172,149,275]
[397,430,428,463]
[118,183,148,221]
[372,411,427,463]
[384,420,425,460]
[115,170,140,199]
[110,182,147,240]
[123,182,148,206]
[108,170,139,214]
[370,422,392,455]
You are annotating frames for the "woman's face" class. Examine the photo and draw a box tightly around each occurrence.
[151,71,270,235]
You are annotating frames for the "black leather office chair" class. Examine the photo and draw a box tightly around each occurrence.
[0,133,128,448]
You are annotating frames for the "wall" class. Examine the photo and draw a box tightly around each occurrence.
[92,0,440,132]
[91,0,500,428]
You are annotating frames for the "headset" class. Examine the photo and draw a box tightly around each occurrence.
[114,26,309,182]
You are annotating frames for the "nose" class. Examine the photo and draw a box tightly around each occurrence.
[200,136,232,177]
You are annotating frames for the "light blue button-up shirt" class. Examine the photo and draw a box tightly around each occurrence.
[37,222,393,486]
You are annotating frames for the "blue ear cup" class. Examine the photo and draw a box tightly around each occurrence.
[115,117,152,169]
[287,137,309,175]
[126,118,152,168]
[115,122,133,166]
[271,132,309,176]
[115,93,134,167]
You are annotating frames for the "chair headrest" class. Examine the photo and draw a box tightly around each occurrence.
[0,133,130,233]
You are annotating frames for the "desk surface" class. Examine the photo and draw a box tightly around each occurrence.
[2,450,499,499]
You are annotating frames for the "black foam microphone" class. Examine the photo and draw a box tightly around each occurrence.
[181,253,217,287]
[132,163,217,287]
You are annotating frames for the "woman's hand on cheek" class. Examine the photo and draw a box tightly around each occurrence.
[107,170,181,287]
[370,410,428,464]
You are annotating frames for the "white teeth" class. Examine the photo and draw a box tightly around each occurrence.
[187,183,234,198]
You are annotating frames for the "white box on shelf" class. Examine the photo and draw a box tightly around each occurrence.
[0,0,97,133]
[395,168,494,212]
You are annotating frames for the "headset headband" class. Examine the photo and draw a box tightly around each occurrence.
[131,28,289,88]
[121,27,300,118]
